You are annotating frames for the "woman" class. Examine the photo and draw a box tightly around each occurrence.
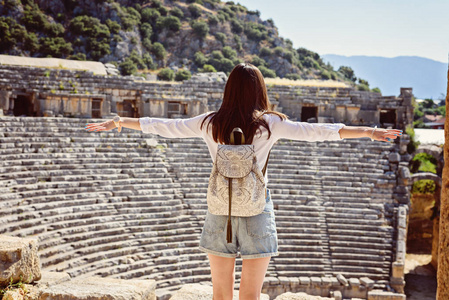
[86,63,401,300]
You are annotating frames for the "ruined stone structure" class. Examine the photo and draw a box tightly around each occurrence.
[0,61,415,299]
[0,64,413,130]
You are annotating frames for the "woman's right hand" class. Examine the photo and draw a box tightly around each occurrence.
[85,119,116,132]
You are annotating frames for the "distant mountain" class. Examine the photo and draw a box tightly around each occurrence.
[322,55,447,99]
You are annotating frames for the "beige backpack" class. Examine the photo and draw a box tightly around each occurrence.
[207,128,269,243]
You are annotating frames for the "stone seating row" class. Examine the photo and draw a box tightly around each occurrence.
[0,117,397,292]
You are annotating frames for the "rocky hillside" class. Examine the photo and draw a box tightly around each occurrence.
[1,0,355,83]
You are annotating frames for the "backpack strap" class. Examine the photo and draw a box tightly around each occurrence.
[262,150,270,176]
[230,128,245,145]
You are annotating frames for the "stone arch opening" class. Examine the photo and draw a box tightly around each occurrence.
[117,99,138,118]
[91,98,103,118]
[13,94,35,116]
[379,109,396,128]
[301,105,317,122]
[407,146,442,271]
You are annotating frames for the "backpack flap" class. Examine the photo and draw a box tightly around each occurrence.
[216,145,254,178]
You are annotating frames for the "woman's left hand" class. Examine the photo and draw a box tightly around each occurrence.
[372,128,402,142]
[85,119,117,132]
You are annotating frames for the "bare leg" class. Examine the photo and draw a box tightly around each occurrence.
[239,257,271,300]
[208,253,236,300]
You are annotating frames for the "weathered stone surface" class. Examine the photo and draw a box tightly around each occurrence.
[367,289,405,300]
[35,271,71,288]
[2,290,24,300]
[336,274,348,286]
[169,284,269,300]
[38,277,156,300]
[274,292,332,300]
[0,235,41,286]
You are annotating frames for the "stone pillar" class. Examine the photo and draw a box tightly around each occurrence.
[437,65,449,300]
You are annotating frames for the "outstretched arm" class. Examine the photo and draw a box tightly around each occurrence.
[338,126,402,142]
[85,117,141,132]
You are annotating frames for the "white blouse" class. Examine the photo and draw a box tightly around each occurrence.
[139,113,345,176]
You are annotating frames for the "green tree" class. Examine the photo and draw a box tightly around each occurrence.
[258,65,276,78]
[157,68,175,81]
[222,46,236,60]
[156,16,181,32]
[170,7,184,18]
[141,8,161,24]
[194,51,207,66]
[39,37,73,57]
[191,20,209,38]
[151,42,166,60]
[251,55,267,67]
[188,4,202,18]
[338,66,356,82]
[175,69,192,81]
[215,32,226,45]
[199,64,217,72]
[119,58,137,76]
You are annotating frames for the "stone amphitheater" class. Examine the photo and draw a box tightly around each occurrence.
[0,57,414,299]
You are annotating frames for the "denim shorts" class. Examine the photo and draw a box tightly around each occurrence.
[199,190,279,259]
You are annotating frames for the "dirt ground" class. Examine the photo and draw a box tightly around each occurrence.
[404,254,437,300]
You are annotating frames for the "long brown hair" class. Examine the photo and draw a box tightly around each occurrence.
[201,63,286,144]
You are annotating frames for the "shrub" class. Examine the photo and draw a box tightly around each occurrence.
[128,50,146,69]
[120,6,142,31]
[222,46,237,60]
[215,32,226,44]
[191,20,209,38]
[211,50,224,60]
[143,53,155,69]
[259,48,272,58]
[233,34,242,51]
[140,23,153,39]
[157,6,168,16]
[273,47,284,56]
[320,70,332,80]
[412,180,436,194]
[175,69,192,81]
[39,37,73,58]
[208,15,219,25]
[230,19,243,34]
[69,52,87,61]
[371,87,381,93]
[338,66,356,82]
[199,64,217,72]
[170,7,184,18]
[194,51,207,66]
[106,19,121,34]
[285,73,301,80]
[157,68,175,81]
[188,4,202,18]
[244,22,267,41]
[156,16,181,31]
[141,8,161,24]
[151,42,166,60]
[142,38,152,50]
[357,84,370,92]
[251,55,267,67]
[258,65,276,78]
[119,58,137,75]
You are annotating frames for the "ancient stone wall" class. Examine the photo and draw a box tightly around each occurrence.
[0,65,413,130]
[0,117,410,299]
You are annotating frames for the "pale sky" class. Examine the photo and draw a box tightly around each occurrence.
[236,0,448,63]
